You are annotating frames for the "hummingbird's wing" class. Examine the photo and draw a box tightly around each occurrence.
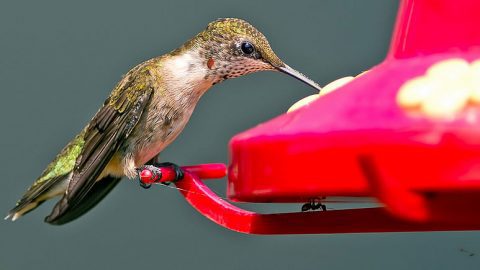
[46,176,122,224]
[45,68,155,224]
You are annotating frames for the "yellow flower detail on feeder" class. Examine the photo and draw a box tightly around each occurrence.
[397,58,480,118]
[287,75,359,113]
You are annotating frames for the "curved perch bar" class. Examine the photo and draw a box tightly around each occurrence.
[140,164,480,234]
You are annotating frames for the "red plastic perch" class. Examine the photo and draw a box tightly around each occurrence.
[140,164,480,234]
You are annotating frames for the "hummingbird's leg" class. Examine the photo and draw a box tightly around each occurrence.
[145,156,159,166]
[135,162,183,188]
[153,162,185,183]
[137,155,170,186]
[136,165,162,189]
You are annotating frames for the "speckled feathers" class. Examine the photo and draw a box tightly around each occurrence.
[174,18,285,83]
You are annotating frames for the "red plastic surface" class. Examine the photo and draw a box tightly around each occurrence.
[389,0,480,59]
[228,0,480,224]
[143,164,480,234]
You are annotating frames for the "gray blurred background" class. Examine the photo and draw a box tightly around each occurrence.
[1,0,479,269]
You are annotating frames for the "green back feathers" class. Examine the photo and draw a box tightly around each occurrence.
[108,60,161,113]
[35,129,86,185]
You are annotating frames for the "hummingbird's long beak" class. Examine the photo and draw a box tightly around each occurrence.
[276,64,322,92]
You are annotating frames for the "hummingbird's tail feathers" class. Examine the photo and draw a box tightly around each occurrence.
[45,176,121,225]
[6,175,68,221]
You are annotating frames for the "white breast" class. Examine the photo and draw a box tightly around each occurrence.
[133,50,213,169]
[162,51,213,96]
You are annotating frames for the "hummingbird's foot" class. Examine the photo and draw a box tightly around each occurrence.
[153,162,184,184]
[136,162,184,188]
[136,165,163,189]
[301,198,327,212]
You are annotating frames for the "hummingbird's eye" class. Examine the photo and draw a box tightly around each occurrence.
[240,41,255,55]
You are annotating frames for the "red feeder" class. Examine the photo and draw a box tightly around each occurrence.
[147,0,480,234]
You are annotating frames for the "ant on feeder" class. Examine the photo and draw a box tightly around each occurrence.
[301,197,327,212]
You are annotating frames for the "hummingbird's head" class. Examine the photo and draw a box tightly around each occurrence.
[184,18,321,91]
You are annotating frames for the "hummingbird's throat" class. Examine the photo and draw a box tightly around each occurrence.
[163,50,215,98]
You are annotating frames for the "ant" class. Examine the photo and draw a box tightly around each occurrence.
[301,197,327,212]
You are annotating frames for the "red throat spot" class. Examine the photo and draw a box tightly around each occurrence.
[207,58,215,69]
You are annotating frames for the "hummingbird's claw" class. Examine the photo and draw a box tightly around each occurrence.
[154,162,184,183]
[136,162,184,189]
[136,165,162,189]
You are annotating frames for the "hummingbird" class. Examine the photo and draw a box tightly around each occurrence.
[6,18,321,225]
